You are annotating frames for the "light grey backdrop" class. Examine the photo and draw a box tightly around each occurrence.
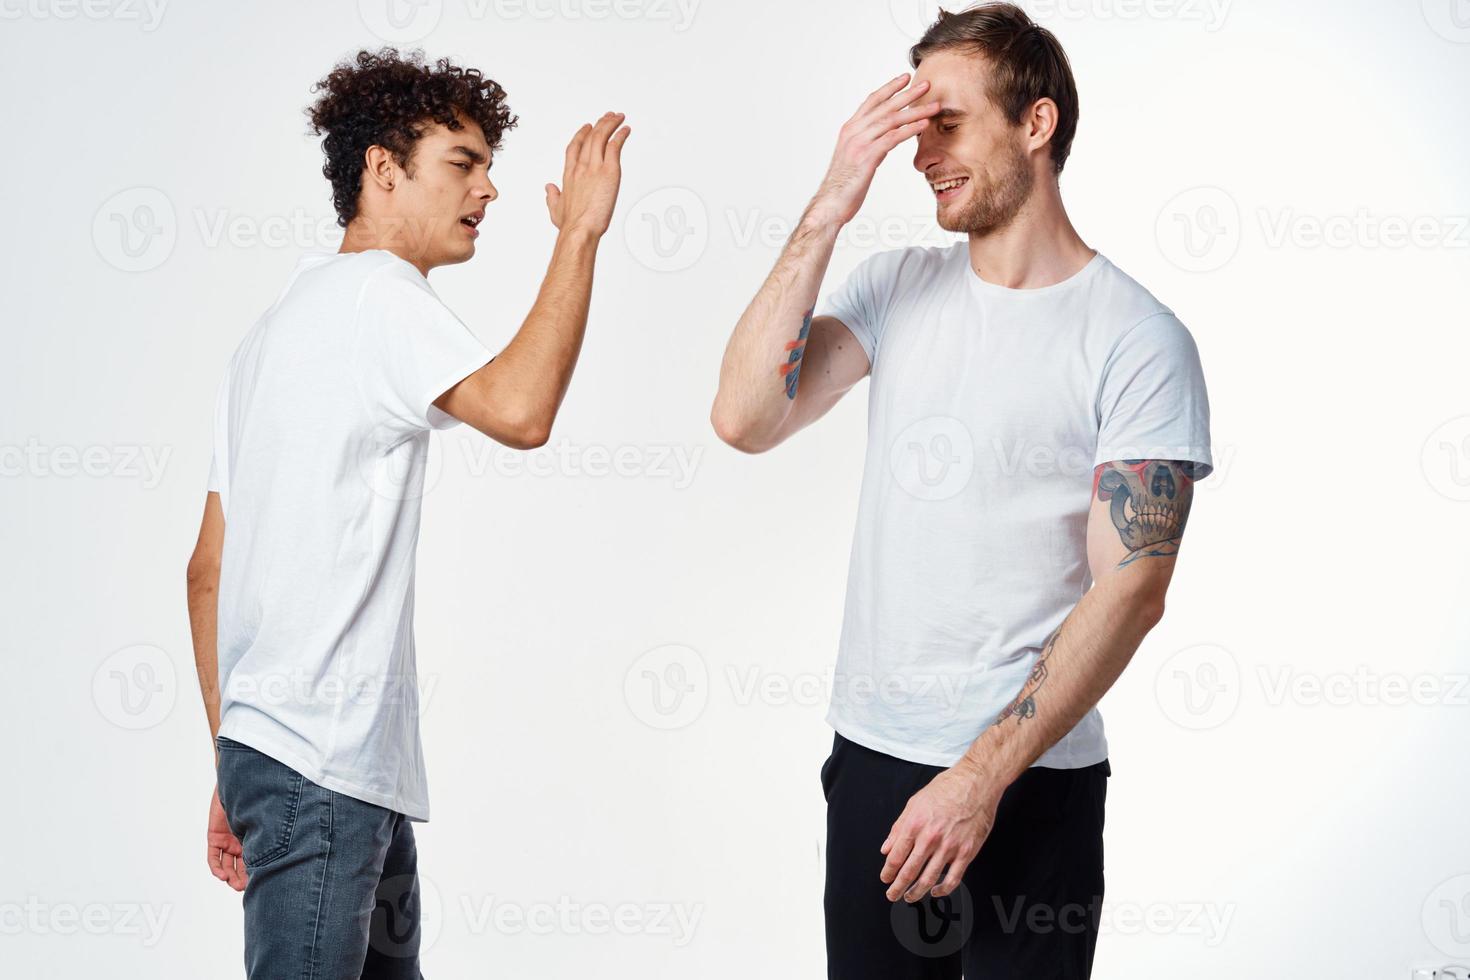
[2,0,1468,976]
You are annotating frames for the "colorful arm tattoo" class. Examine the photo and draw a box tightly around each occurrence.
[778,309,812,400]
[1093,459,1199,568]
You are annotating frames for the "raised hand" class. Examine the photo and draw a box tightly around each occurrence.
[810,74,940,227]
[545,111,631,237]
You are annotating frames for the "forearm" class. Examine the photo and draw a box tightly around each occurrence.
[957,570,1166,790]
[484,228,600,436]
[186,562,222,760]
[712,204,841,444]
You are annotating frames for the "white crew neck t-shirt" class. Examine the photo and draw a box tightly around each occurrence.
[206,249,493,820]
[819,244,1213,769]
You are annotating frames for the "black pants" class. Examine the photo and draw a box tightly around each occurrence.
[822,733,1109,979]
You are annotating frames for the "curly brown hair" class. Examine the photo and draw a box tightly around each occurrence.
[306,48,517,227]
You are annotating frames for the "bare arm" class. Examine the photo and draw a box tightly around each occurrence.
[710,74,938,452]
[879,460,1202,903]
[435,112,631,449]
[186,491,225,754]
[188,490,247,890]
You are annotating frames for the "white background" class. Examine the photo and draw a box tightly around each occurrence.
[2,0,1469,976]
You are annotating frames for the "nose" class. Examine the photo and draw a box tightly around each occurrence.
[475,176,498,204]
[913,128,942,174]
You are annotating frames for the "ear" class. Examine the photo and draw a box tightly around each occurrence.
[362,144,399,193]
[1027,97,1059,159]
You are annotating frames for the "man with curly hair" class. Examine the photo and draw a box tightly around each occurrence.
[185,48,629,977]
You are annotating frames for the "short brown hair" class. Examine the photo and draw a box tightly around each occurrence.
[909,3,1079,174]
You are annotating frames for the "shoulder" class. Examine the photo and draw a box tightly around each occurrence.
[1090,255,1197,351]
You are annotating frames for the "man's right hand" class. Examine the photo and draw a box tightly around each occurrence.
[207,785,247,891]
[810,74,939,227]
[544,111,631,238]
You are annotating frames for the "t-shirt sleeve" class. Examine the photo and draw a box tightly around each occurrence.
[206,368,229,509]
[354,267,495,434]
[1094,312,1214,479]
[818,251,898,366]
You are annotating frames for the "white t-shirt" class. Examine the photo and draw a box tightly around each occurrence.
[819,245,1212,769]
[207,249,492,820]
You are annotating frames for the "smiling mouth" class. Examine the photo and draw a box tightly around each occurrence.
[929,176,969,200]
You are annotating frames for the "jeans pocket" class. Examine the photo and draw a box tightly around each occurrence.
[215,743,306,869]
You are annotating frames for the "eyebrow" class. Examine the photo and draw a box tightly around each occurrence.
[934,108,968,121]
[449,145,489,166]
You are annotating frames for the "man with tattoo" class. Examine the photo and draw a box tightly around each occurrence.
[711,5,1211,977]
[186,49,629,977]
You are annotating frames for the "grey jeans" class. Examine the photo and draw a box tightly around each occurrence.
[215,736,424,979]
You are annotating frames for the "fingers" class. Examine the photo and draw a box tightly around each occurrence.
[885,837,935,902]
[588,112,625,163]
[564,124,591,186]
[877,117,932,152]
[879,832,914,888]
[932,851,973,899]
[904,851,949,903]
[860,73,914,114]
[607,124,631,164]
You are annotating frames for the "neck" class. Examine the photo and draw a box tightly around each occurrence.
[967,176,1093,289]
[339,218,432,278]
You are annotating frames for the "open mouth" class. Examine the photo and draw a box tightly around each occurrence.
[459,212,483,237]
[929,175,969,202]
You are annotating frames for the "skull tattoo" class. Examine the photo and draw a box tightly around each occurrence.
[1095,460,1198,562]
